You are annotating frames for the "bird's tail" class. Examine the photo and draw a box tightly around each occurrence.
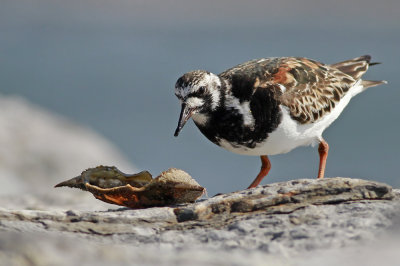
[361,80,387,89]
[331,55,387,88]
[330,55,371,80]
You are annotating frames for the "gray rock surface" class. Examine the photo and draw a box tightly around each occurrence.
[1,177,399,266]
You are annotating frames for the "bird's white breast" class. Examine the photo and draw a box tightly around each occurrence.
[217,80,365,156]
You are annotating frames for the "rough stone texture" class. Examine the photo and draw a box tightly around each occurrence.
[1,178,400,266]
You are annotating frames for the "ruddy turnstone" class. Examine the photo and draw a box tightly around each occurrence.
[173,55,386,189]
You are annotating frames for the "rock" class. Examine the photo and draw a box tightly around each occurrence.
[1,177,399,265]
[173,178,394,221]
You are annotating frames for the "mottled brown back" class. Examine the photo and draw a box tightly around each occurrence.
[220,57,362,124]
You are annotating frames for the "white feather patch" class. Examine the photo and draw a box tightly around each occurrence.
[192,113,209,126]
[185,97,204,109]
[278,84,286,93]
[225,96,255,128]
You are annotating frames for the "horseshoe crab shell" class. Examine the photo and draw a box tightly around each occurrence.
[55,166,205,209]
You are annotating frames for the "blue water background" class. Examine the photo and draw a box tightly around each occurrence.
[1,0,399,195]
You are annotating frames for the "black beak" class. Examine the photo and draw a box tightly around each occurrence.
[174,103,194,137]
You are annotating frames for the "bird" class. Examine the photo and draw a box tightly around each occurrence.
[173,55,386,189]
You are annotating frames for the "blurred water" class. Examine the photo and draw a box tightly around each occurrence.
[0,0,399,195]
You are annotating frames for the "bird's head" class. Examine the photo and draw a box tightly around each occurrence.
[174,70,222,137]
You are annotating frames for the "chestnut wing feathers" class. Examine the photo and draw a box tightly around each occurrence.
[220,57,363,124]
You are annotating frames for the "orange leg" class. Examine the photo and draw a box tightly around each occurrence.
[317,140,329,179]
[247,155,271,189]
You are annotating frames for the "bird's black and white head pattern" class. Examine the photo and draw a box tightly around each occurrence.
[175,70,222,114]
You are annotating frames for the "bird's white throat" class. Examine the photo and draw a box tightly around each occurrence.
[192,113,210,126]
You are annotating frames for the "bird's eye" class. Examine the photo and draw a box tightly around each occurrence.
[198,86,206,94]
